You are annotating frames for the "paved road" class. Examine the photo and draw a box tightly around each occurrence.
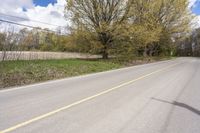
[0,57,200,133]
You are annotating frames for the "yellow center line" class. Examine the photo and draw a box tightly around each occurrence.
[0,63,179,133]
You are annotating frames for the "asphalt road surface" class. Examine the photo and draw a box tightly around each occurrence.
[0,57,200,133]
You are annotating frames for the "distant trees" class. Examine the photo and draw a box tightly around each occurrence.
[0,27,73,61]
[0,26,20,61]
[177,28,200,56]
[0,28,70,52]
[0,33,5,51]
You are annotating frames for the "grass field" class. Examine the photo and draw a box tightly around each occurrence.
[0,51,100,61]
[0,59,122,88]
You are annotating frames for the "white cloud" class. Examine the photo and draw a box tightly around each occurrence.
[0,0,33,11]
[0,0,68,31]
[189,0,198,8]
[24,0,68,30]
[189,0,200,28]
[0,0,199,31]
[194,16,200,27]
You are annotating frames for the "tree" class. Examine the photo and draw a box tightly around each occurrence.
[149,0,192,56]
[66,0,130,59]
[0,26,19,61]
[128,0,192,56]
[178,28,200,56]
[0,33,6,51]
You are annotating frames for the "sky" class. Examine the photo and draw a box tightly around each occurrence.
[0,0,200,31]
[189,0,200,28]
[34,0,57,7]
[0,0,68,31]
[192,0,200,15]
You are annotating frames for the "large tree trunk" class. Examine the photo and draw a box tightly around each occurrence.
[102,46,108,59]
[102,52,108,59]
[143,46,148,57]
[99,32,110,59]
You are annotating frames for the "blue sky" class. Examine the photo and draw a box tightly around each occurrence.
[192,1,200,15]
[34,0,57,7]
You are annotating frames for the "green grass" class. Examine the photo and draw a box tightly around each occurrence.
[0,59,122,88]
[0,56,174,89]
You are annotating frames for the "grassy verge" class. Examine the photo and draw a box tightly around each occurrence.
[0,56,174,89]
[85,56,175,66]
[0,59,122,89]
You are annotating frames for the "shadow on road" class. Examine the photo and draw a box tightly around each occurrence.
[152,98,200,116]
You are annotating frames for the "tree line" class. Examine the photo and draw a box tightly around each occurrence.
[66,0,193,59]
[177,28,200,56]
[0,0,198,60]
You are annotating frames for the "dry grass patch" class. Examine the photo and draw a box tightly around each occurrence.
[0,59,121,89]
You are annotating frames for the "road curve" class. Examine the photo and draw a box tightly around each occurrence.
[0,57,200,133]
